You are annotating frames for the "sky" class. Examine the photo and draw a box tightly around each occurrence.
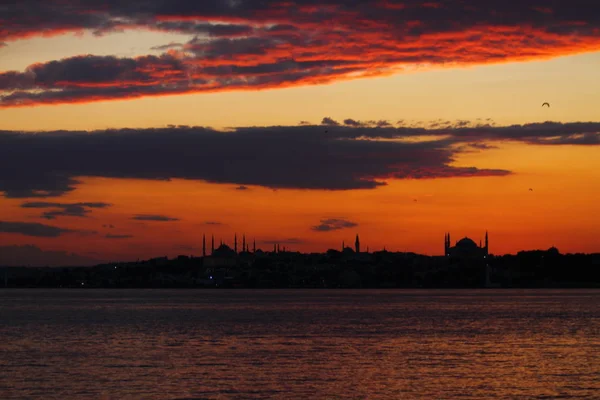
[1,0,599,265]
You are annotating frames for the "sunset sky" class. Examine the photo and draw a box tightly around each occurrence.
[1,1,599,265]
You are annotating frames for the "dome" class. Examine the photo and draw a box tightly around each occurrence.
[212,244,236,257]
[456,237,478,249]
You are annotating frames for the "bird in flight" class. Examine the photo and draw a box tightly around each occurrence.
[529,188,533,191]
[542,102,550,107]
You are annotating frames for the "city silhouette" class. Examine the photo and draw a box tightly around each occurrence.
[2,231,598,289]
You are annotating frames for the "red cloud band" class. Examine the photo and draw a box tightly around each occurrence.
[2,1,600,107]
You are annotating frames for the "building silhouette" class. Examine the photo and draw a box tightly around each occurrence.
[445,231,488,258]
[6,228,600,289]
[204,243,237,268]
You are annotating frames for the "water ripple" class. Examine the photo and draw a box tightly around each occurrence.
[0,289,598,399]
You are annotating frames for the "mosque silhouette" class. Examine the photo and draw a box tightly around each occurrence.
[445,231,489,259]
[200,231,490,260]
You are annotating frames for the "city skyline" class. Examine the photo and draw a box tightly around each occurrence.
[1,1,599,265]
[0,228,583,268]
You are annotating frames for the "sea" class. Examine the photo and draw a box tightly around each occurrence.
[0,289,598,399]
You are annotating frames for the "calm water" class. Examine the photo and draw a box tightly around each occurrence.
[0,289,598,399]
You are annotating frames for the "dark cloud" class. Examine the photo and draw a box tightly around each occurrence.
[203,221,223,226]
[455,120,473,128]
[186,36,277,59]
[343,119,392,128]
[0,52,365,107]
[2,2,600,106]
[3,1,600,42]
[1,54,187,90]
[3,121,599,198]
[440,121,600,144]
[312,218,358,232]
[0,53,197,107]
[132,214,179,222]
[464,142,500,151]
[150,42,184,51]
[376,120,392,127]
[0,221,75,237]
[105,234,133,239]
[21,201,111,219]
[0,123,524,198]
[344,118,362,127]
[322,117,340,126]
[154,22,253,37]
[0,244,100,266]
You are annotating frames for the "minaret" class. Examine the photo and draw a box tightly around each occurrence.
[273,243,276,253]
[243,234,246,253]
[444,233,448,255]
[211,235,215,255]
[253,239,256,253]
[202,234,206,257]
[485,230,489,255]
[355,234,360,253]
[277,244,280,253]
[234,234,238,253]
[342,240,345,252]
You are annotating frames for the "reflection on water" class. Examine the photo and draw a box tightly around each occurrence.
[0,289,598,399]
